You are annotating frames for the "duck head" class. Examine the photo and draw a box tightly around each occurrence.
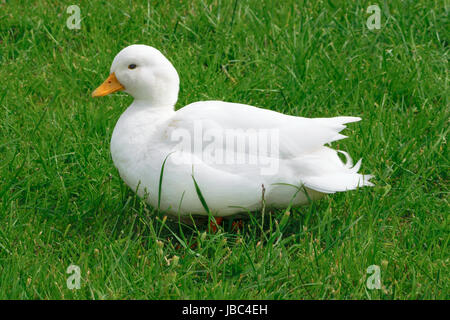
[92,44,180,107]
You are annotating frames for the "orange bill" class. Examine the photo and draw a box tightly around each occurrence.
[92,73,125,97]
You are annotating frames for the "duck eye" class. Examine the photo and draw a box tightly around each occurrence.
[128,64,137,70]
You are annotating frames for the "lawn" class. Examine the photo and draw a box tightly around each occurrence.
[0,0,448,299]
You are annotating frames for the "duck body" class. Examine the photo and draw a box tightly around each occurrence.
[94,45,373,217]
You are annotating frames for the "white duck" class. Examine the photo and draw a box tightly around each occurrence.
[92,44,373,217]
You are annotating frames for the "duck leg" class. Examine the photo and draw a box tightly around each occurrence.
[231,219,243,231]
[209,217,223,233]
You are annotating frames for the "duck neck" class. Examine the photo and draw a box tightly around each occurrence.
[128,99,176,119]
[132,99,175,110]
[110,99,175,167]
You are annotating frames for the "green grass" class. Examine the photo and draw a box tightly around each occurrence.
[0,0,448,299]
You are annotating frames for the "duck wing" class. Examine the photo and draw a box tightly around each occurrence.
[163,100,373,196]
